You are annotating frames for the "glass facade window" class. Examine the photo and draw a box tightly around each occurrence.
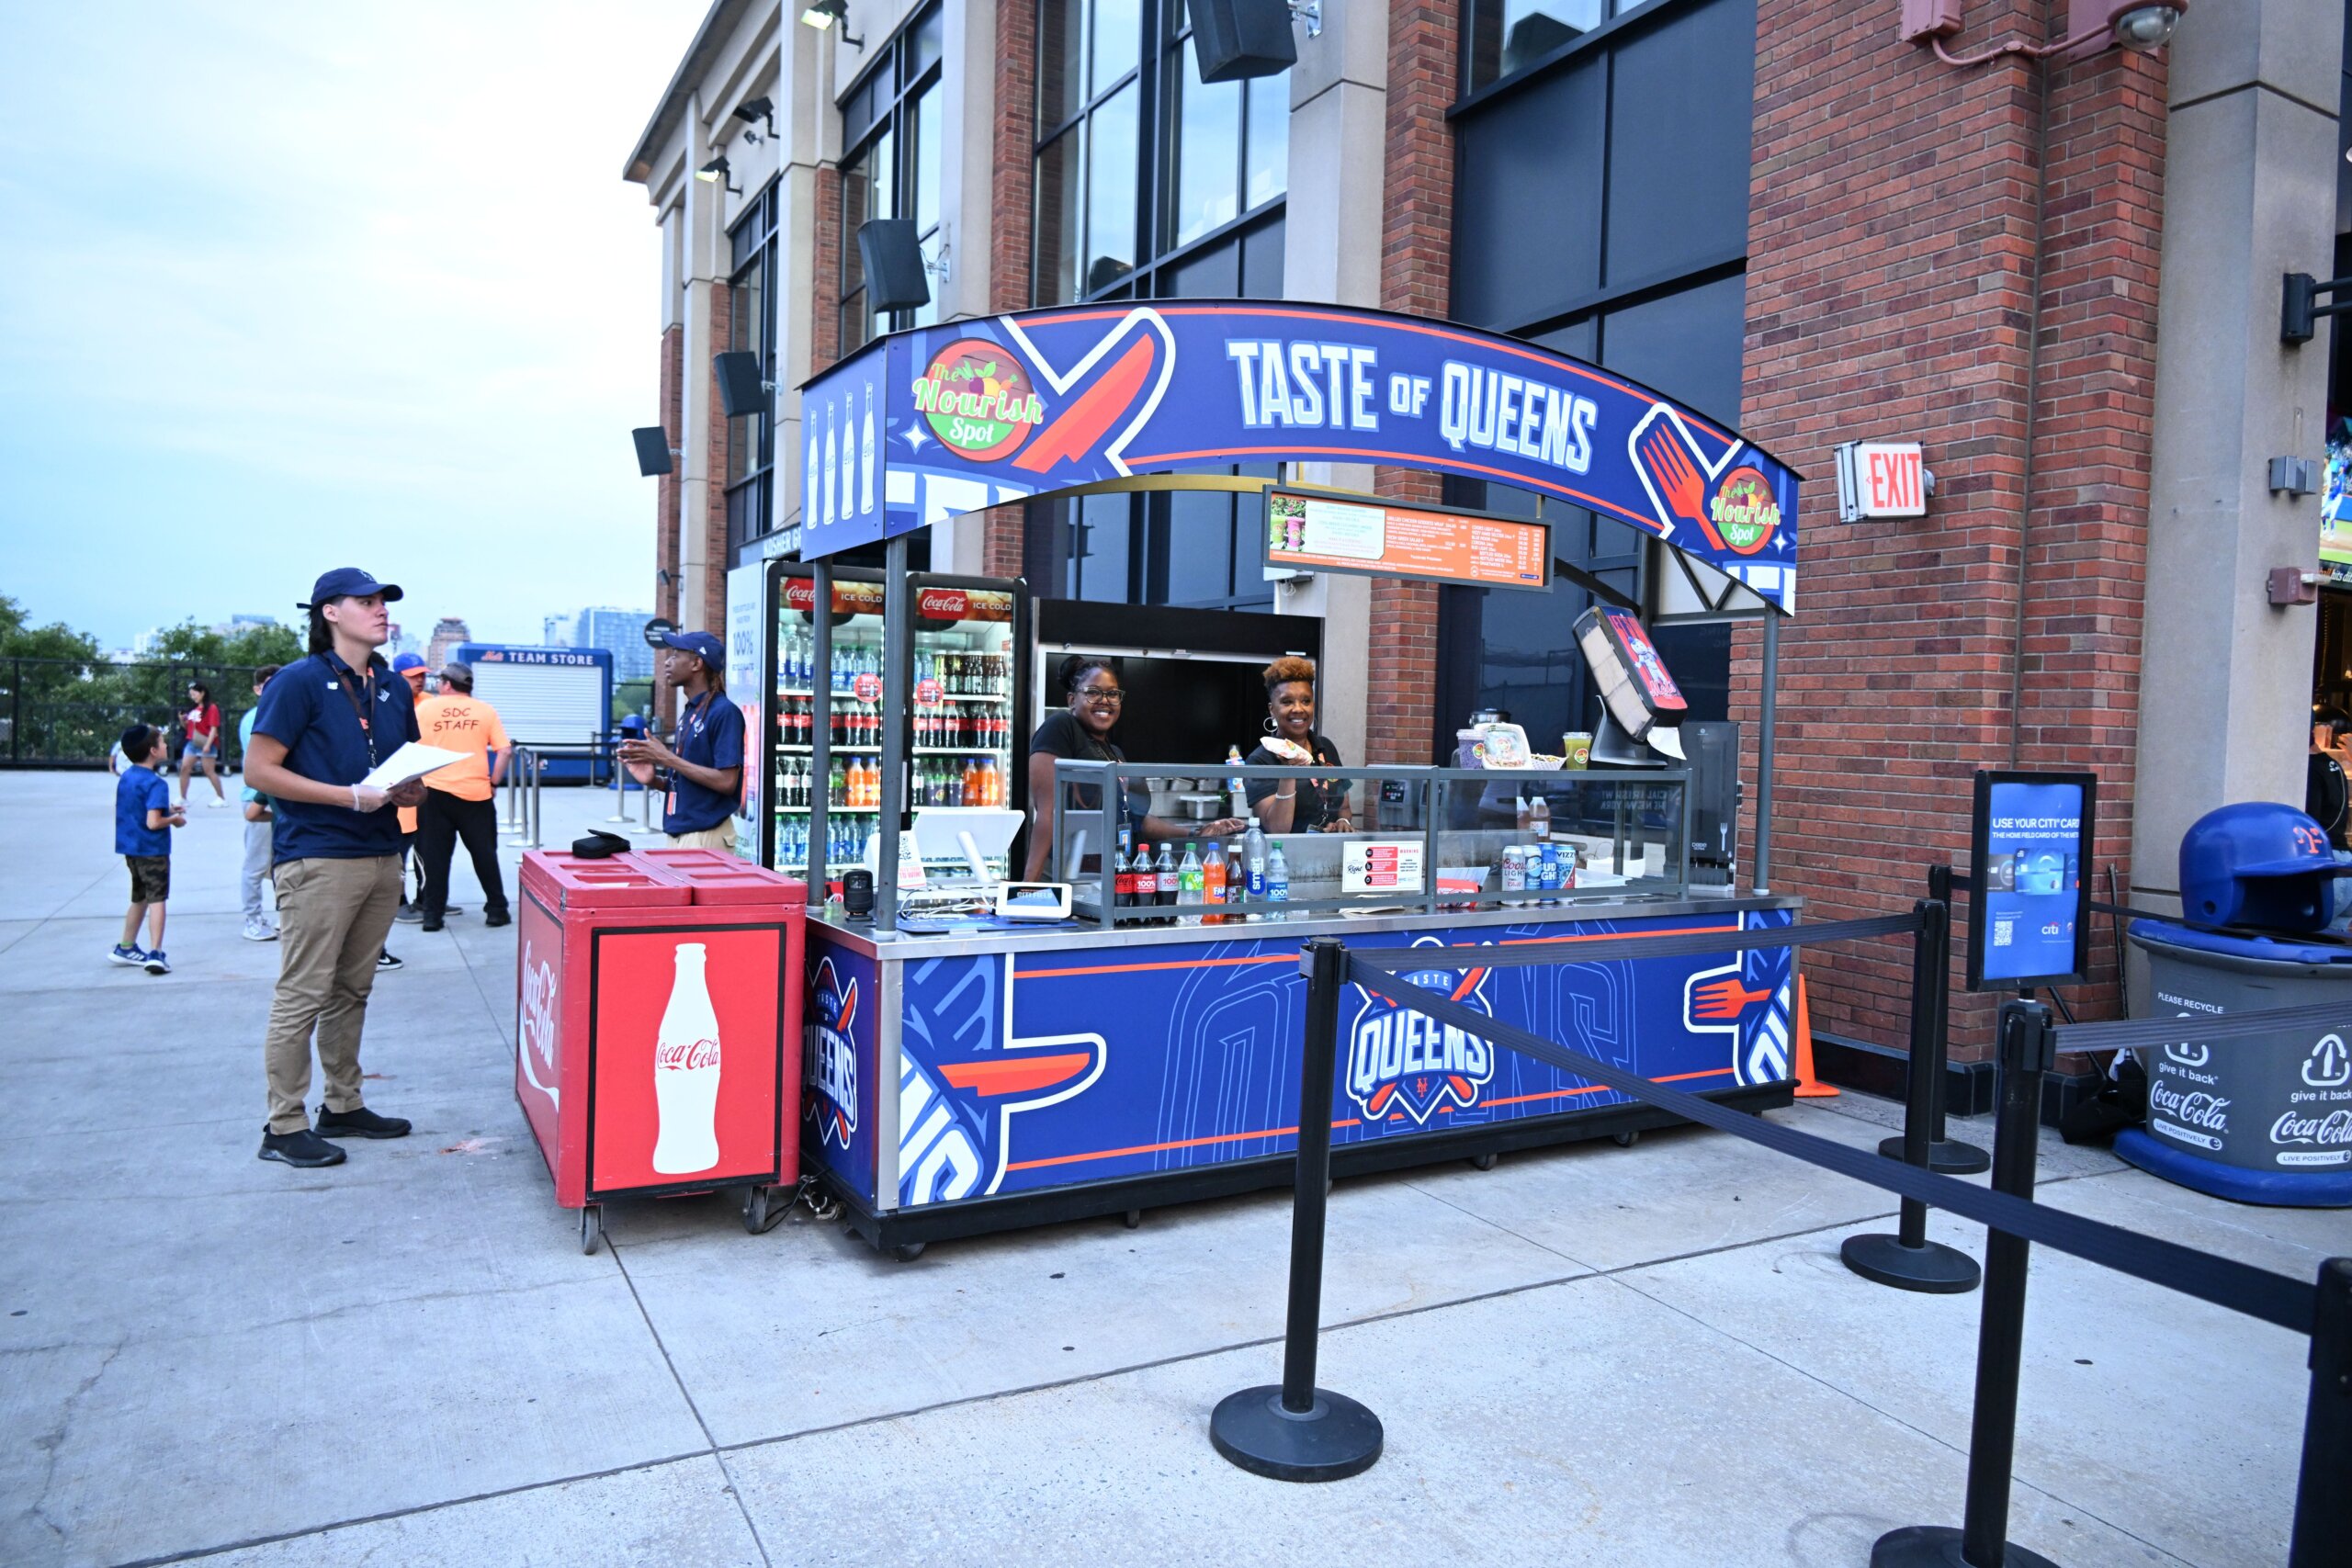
[725,183,779,558]
[1032,0,1286,307]
[839,5,944,355]
[1464,0,1648,93]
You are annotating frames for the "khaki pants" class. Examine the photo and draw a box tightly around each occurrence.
[264,855,401,1134]
[668,822,737,852]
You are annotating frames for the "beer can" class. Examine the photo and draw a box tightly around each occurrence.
[1501,847,1527,903]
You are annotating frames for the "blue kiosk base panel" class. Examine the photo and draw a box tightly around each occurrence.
[2115,1128,2352,1209]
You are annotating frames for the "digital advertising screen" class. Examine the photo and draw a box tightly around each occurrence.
[1968,771,2096,992]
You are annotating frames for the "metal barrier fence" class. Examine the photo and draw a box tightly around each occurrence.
[1214,915,2347,1568]
[0,656,280,768]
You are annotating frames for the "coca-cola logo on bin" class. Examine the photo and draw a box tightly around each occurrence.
[918,588,969,619]
[518,945,560,1109]
[650,942,723,1176]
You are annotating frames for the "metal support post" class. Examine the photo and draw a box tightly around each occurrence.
[1751,607,1779,895]
[876,535,910,929]
[2290,1257,2352,1566]
[526,749,543,850]
[1843,899,1983,1294]
[1211,937,1384,1482]
[1876,999,2060,1568]
[808,560,833,894]
[503,749,529,841]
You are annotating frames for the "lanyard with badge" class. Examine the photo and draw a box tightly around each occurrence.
[330,657,383,773]
[668,692,713,818]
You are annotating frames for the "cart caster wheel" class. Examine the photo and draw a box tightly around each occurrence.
[888,1241,926,1263]
[742,1185,779,1235]
[1469,1152,1498,1171]
[1122,1209,1142,1230]
[580,1206,603,1256]
[1612,1130,1640,1149]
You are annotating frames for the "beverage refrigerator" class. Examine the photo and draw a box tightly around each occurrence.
[760,561,1031,882]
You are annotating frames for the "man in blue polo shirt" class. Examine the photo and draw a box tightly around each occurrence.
[617,629,745,851]
[243,569,427,1168]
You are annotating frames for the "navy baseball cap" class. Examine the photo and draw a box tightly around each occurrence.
[660,629,725,668]
[299,568,403,608]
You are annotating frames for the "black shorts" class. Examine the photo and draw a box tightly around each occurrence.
[125,855,170,903]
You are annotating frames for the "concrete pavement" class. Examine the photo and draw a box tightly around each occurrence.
[0,768,2333,1566]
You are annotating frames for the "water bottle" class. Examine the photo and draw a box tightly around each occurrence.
[1242,815,1269,910]
[1226,744,1248,820]
[1265,842,1290,918]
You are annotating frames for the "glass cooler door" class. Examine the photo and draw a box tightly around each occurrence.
[906,574,1026,880]
[770,566,887,876]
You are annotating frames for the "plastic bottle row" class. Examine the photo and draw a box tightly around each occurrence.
[775,814,876,870]
[774,695,1012,751]
[1113,824,1290,925]
[777,631,1012,698]
[773,755,1008,810]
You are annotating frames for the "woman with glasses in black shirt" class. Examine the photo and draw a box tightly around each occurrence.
[1023,656,1243,879]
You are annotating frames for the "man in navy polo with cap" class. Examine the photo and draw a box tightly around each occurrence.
[618,629,745,852]
[242,569,427,1168]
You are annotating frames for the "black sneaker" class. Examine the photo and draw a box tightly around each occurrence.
[377,950,403,973]
[259,1127,347,1167]
[420,917,444,932]
[483,909,511,928]
[317,1104,412,1139]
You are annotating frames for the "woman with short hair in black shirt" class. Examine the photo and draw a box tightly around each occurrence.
[1023,656,1243,879]
[1246,655,1352,833]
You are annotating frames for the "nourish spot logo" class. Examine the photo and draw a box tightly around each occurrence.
[912,339,1043,461]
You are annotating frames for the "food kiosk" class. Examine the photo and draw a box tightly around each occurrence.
[787,299,1801,1257]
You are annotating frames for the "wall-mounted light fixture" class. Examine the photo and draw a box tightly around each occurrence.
[800,0,865,50]
[1900,0,2186,68]
[730,96,775,142]
[695,154,741,194]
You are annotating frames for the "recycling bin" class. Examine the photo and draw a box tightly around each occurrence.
[516,848,808,1251]
[2119,919,2352,1208]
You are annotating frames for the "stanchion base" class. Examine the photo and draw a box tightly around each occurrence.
[1841,1232,1981,1293]
[1210,1385,1383,1482]
[1872,1525,2060,1567]
[1880,1134,1992,1175]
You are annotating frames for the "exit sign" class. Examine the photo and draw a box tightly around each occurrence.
[1835,440,1930,522]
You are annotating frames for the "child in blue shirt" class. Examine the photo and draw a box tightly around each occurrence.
[112,725,184,975]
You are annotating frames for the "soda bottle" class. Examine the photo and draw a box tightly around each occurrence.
[1154,842,1178,917]
[1227,745,1248,821]
[650,942,722,1174]
[1223,840,1248,921]
[1265,842,1290,918]
[1116,826,1138,912]
[1177,844,1204,922]
[1202,840,1227,919]
[1529,792,1552,844]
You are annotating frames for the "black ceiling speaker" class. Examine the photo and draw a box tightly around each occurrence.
[858,218,931,314]
[713,350,769,418]
[1186,0,1296,83]
[631,426,673,477]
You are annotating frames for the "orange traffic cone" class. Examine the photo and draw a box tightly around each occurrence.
[1791,973,1838,1097]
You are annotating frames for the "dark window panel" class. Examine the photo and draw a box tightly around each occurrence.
[1160,235,1238,298]
[1597,270,1747,426]
[1161,490,1236,604]
[1451,58,1605,329]
[1603,0,1755,286]
[1085,81,1139,292]
[1034,128,1082,304]
[1076,492,1134,601]
[1039,0,1084,127]
[1239,212,1284,299]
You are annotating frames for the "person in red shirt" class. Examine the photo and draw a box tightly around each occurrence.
[177,681,229,808]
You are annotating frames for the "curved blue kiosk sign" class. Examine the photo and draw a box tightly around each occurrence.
[797,300,1798,611]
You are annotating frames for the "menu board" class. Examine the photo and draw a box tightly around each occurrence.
[1265,489,1551,592]
[1344,840,1427,895]
[1967,771,2096,991]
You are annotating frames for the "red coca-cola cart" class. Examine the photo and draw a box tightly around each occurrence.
[516,847,807,1253]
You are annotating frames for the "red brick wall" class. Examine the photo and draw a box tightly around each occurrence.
[701,281,734,636]
[1366,0,1459,765]
[813,165,843,376]
[986,0,1039,580]
[1740,2,2163,1057]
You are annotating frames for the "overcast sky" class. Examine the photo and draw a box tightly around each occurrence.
[0,1,706,650]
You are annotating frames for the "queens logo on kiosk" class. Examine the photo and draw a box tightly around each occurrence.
[1345,938,1497,1125]
[804,957,861,1150]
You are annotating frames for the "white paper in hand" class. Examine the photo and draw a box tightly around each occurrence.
[360,742,469,791]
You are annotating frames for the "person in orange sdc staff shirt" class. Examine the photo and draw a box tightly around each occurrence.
[410,660,513,932]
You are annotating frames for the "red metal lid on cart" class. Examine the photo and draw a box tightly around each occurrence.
[520,849,694,910]
[629,847,808,907]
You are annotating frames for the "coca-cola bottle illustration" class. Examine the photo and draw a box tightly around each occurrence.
[650,942,722,1174]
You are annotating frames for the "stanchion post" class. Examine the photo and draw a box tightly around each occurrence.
[2290,1257,2352,1568]
[1926,862,1990,1173]
[1875,998,2061,1568]
[526,749,542,850]
[1210,937,1383,1483]
[1843,899,1982,1294]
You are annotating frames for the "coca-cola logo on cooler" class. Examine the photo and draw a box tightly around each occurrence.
[918,588,969,619]
[518,946,560,1109]
[2148,1079,2230,1132]
[2270,1109,2352,1147]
